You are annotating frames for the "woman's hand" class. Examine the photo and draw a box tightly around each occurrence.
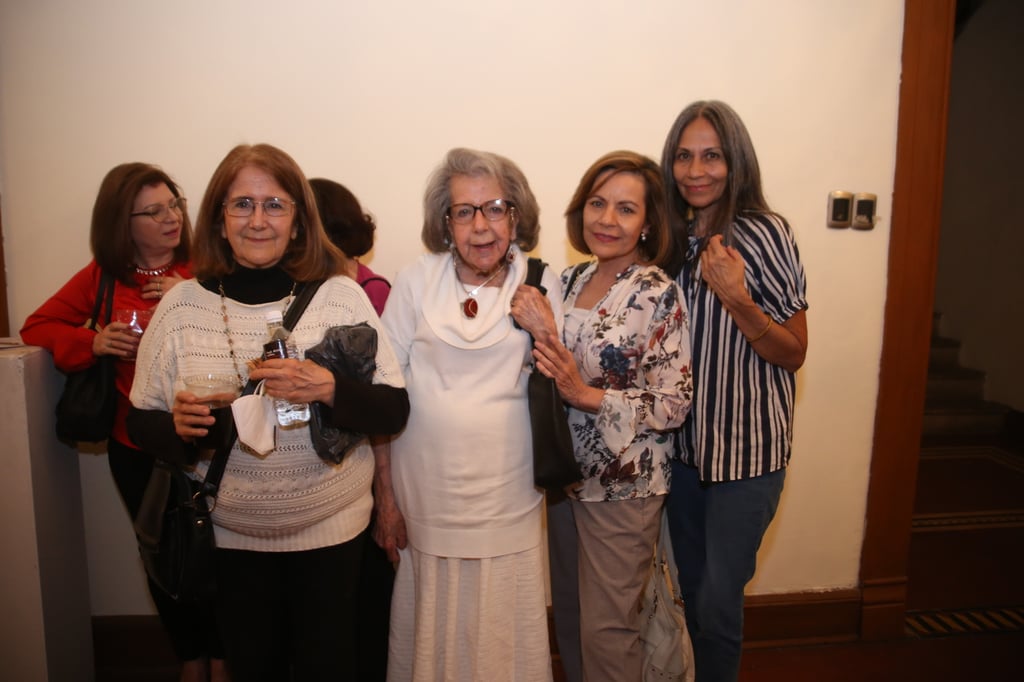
[700,235,749,308]
[533,337,605,413]
[172,390,215,441]
[371,438,407,562]
[510,285,559,344]
[140,273,186,301]
[372,491,408,563]
[701,234,808,372]
[249,358,336,406]
[92,322,142,359]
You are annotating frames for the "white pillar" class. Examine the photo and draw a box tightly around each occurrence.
[0,343,94,681]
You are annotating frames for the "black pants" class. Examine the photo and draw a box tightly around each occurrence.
[107,438,223,661]
[356,519,395,682]
[214,534,366,682]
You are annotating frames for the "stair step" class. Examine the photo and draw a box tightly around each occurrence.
[922,399,1008,440]
[928,336,961,369]
[926,365,985,401]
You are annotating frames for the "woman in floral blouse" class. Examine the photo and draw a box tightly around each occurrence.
[511,150,693,681]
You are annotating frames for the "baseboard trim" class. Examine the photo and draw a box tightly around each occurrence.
[743,588,862,647]
[94,588,865,668]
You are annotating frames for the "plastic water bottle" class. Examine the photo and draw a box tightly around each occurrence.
[263,310,310,427]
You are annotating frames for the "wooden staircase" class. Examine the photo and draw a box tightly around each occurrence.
[906,318,1024,618]
[921,333,1009,447]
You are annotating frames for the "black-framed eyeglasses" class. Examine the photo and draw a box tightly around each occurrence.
[447,199,513,225]
[130,197,186,222]
[223,197,296,218]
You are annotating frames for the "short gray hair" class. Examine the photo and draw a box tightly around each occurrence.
[421,147,540,253]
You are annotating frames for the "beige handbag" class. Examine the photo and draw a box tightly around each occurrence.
[640,509,696,682]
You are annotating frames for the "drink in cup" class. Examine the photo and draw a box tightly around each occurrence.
[114,308,153,336]
[183,374,241,452]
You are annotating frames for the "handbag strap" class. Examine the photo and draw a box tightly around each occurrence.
[198,278,327,497]
[87,270,115,330]
[524,257,547,293]
[283,279,325,332]
[563,262,588,302]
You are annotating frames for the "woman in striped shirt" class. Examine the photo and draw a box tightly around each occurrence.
[660,100,809,682]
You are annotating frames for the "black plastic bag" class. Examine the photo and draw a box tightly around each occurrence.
[304,323,378,464]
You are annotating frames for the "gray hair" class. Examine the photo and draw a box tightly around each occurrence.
[421,147,540,253]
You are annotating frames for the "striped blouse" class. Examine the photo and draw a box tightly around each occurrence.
[676,213,808,482]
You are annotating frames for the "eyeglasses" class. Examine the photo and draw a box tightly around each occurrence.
[131,197,186,222]
[223,197,296,218]
[447,199,514,225]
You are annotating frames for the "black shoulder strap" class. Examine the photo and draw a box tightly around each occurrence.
[202,278,326,496]
[525,257,547,293]
[283,279,326,331]
[88,270,115,330]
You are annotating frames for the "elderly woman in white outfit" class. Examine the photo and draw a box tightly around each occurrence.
[374,147,559,681]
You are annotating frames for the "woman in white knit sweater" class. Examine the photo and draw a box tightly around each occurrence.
[128,143,409,681]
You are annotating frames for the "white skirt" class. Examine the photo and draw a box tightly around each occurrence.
[387,544,553,682]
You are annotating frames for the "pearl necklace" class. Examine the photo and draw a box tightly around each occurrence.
[455,260,508,319]
[135,261,174,277]
[218,280,296,388]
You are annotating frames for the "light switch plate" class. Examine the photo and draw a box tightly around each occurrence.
[852,193,877,230]
[827,190,853,228]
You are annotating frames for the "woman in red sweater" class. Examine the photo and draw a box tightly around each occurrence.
[20,162,225,682]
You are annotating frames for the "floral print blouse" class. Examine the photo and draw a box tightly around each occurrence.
[562,262,693,502]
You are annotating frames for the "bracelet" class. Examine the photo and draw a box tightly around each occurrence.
[746,316,773,343]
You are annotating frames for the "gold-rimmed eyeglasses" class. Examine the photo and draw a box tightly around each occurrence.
[223,197,296,218]
[130,197,186,222]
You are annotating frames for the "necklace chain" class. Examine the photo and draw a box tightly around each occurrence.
[135,261,174,277]
[454,259,508,319]
[218,280,297,387]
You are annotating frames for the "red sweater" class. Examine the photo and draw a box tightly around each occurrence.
[20,260,193,449]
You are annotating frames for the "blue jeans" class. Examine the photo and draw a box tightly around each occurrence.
[665,460,786,682]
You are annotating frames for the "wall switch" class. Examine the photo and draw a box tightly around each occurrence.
[827,190,853,228]
[852,192,877,229]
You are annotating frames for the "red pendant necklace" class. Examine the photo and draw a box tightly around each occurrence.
[456,261,507,319]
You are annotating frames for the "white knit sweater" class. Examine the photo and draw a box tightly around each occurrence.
[131,275,405,552]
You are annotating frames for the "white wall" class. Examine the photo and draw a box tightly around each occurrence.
[0,0,905,614]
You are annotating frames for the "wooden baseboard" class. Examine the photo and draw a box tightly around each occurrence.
[743,588,862,647]
[94,588,865,670]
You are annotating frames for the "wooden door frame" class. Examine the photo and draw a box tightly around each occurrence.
[0,194,8,337]
[859,0,955,639]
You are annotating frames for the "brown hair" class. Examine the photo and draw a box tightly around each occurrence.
[564,150,671,267]
[309,178,376,257]
[91,163,192,285]
[191,144,344,281]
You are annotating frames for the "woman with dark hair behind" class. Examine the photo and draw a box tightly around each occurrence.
[20,162,224,681]
[309,178,391,316]
[660,100,809,682]
[309,176,393,680]
[127,144,409,681]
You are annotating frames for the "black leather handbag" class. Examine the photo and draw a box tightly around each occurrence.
[55,270,117,443]
[523,258,582,491]
[134,432,233,602]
